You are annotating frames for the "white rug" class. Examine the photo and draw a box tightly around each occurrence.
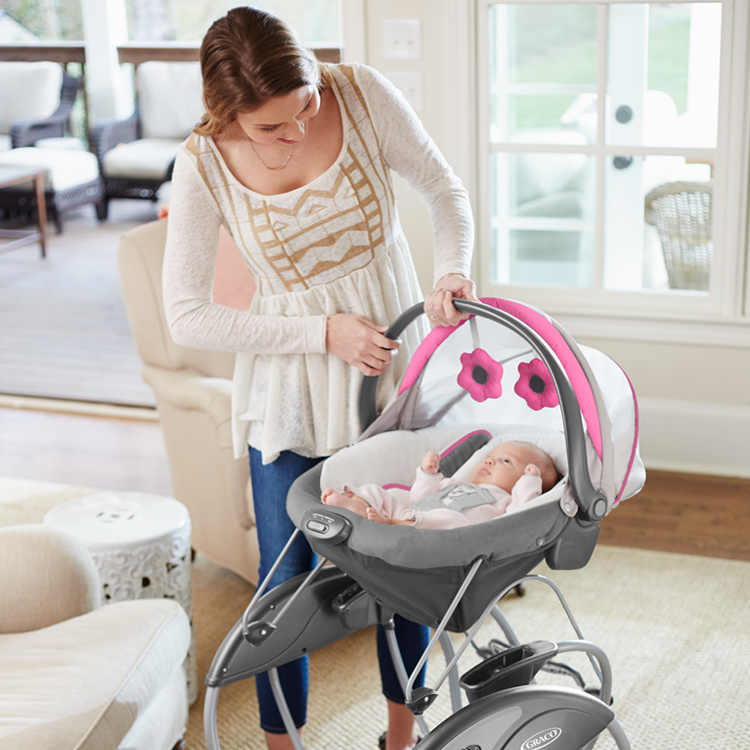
[0,477,101,527]
[186,544,750,750]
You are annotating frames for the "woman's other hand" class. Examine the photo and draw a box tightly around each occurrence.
[425,274,477,327]
[326,314,400,376]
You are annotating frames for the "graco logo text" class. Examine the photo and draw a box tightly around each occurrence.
[520,728,562,750]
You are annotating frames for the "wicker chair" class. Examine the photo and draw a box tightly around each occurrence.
[644,180,713,291]
[89,61,203,218]
[11,73,81,149]
[0,62,81,150]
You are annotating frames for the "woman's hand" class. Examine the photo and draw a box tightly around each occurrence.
[326,314,400,377]
[425,273,477,327]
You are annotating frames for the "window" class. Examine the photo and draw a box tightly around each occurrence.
[1,0,83,41]
[477,0,750,324]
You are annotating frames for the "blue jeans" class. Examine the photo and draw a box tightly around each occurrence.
[249,446,429,734]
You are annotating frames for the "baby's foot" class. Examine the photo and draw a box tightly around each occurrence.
[321,488,367,517]
[366,507,390,524]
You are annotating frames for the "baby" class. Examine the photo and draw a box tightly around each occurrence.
[321,441,558,530]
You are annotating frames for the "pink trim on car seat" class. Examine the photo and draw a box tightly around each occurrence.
[398,298,603,460]
[398,322,466,395]
[614,363,640,506]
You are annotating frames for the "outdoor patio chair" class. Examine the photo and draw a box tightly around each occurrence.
[0,146,105,233]
[0,62,80,150]
[89,61,203,218]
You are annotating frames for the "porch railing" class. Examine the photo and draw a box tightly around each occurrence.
[0,41,341,140]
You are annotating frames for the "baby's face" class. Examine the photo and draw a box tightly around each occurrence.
[470,443,538,491]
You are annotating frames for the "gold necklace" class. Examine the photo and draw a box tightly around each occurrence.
[244,130,293,171]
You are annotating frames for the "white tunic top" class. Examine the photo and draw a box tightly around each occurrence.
[163,63,473,463]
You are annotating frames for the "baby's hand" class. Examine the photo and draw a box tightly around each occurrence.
[421,451,440,474]
[525,463,541,477]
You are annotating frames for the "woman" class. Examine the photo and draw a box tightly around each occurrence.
[163,7,475,750]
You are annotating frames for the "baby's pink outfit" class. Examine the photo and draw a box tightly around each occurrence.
[348,467,542,529]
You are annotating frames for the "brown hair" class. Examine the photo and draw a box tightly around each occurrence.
[195,6,332,137]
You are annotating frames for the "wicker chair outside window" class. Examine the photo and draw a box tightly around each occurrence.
[0,63,81,150]
[644,180,713,291]
[89,61,203,218]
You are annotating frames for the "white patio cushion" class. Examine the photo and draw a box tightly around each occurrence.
[0,147,100,191]
[137,61,204,140]
[0,62,63,134]
[102,138,181,180]
[512,130,590,206]
[0,134,11,152]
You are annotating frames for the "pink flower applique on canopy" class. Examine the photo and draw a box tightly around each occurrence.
[515,358,559,410]
[457,348,504,402]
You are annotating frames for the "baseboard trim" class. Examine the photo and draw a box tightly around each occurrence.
[0,394,158,421]
[638,397,750,478]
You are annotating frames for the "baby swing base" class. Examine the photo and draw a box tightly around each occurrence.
[459,639,559,702]
[204,563,628,750]
[415,684,615,750]
[205,566,391,689]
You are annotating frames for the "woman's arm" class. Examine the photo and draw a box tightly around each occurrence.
[162,149,327,354]
[356,65,475,288]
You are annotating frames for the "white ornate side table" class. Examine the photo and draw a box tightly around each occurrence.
[44,492,197,705]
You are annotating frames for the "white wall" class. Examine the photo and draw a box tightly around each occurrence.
[352,0,455,294]
[345,0,750,478]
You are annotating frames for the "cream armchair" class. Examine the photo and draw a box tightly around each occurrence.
[118,218,259,584]
[0,524,190,750]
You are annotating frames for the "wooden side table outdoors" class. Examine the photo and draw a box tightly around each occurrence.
[0,165,48,257]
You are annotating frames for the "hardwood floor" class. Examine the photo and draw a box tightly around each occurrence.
[598,469,750,561]
[2,404,749,562]
[0,405,172,496]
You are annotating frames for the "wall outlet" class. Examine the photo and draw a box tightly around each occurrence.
[383,19,422,61]
[385,71,424,112]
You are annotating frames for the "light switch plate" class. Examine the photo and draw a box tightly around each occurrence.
[383,19,422,61]
[385,71,424,112]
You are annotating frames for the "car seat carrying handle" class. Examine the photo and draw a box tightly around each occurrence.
[359,299,608,523]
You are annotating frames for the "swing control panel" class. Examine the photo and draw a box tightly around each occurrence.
[302,510,352,544]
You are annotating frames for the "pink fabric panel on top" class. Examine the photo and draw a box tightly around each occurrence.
[478,298,602,460]
[398,321,464,395]
[397,298,603,460]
